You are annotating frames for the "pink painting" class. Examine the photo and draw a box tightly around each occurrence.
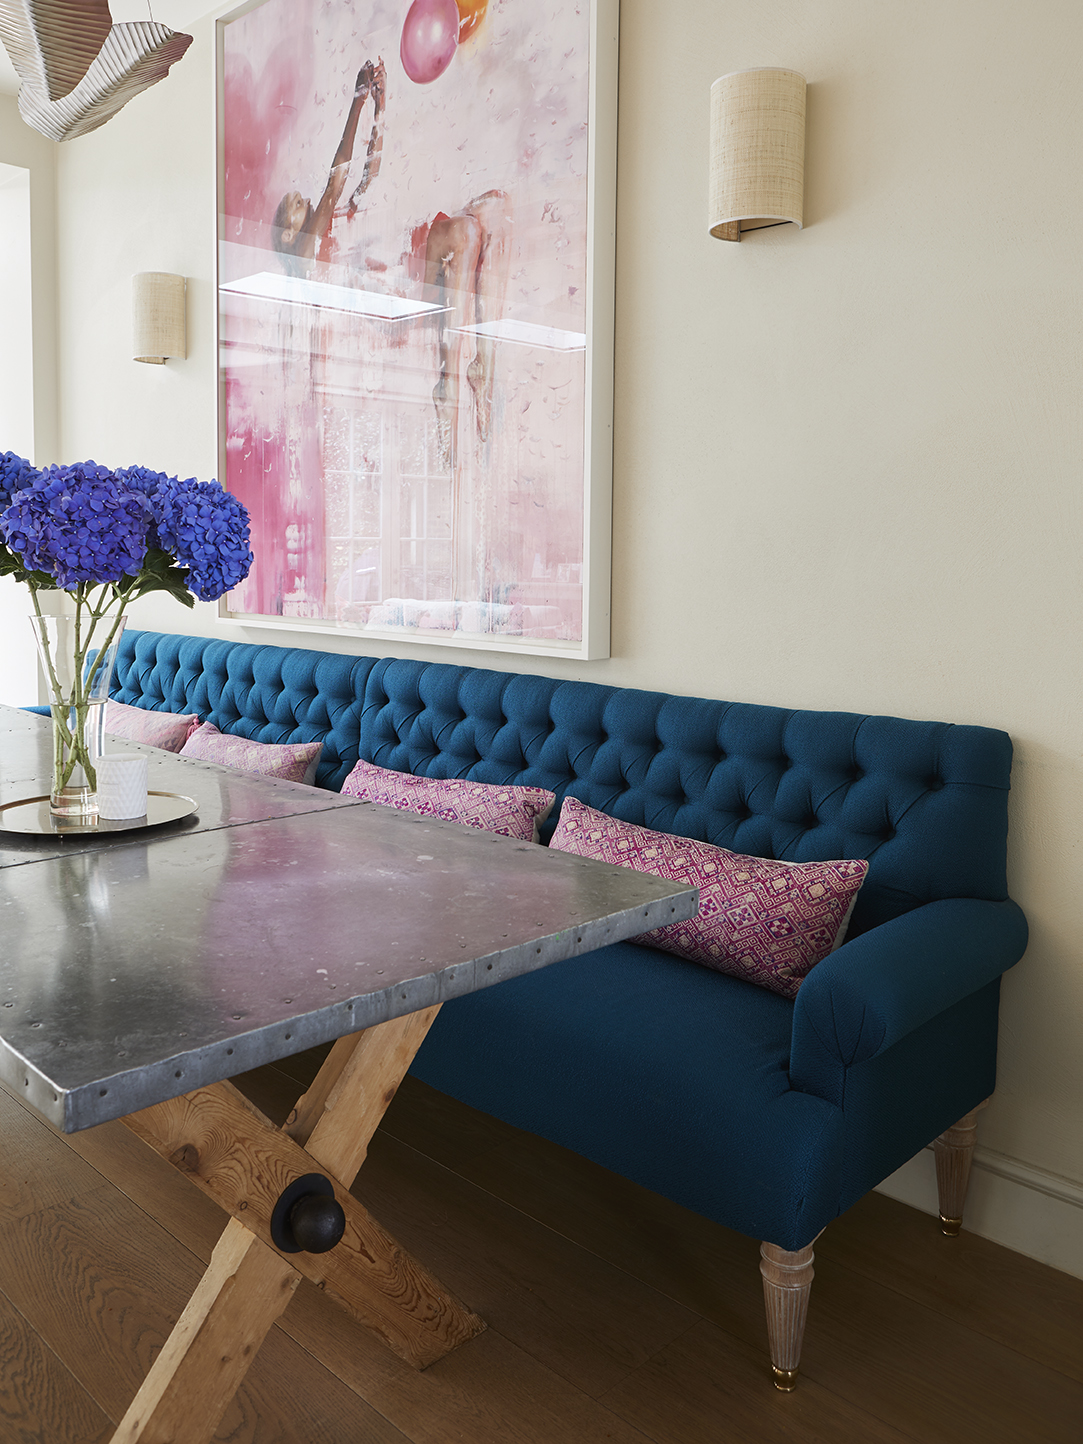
[218,0,610,653]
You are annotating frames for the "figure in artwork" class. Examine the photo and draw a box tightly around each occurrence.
[271,58,386,272]
[423,190,512,465]
[268,52,509,467]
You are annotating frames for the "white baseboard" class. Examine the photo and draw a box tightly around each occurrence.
[876,1146,1083,1280]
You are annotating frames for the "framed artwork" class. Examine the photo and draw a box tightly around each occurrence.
[216,0,617,659]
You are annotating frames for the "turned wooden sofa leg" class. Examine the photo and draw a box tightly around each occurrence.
[759,1235,820,1391]
[934,1097,990,1236]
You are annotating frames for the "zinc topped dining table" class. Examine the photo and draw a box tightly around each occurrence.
[0,703,699,1444]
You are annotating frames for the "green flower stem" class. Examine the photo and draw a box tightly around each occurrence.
[29,585,62,699]
[50,699,67,795]
[77,591,128,792]
[28,587,80,795]
[32,582,127,799]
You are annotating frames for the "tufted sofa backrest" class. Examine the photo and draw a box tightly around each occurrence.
[113,630,1014,935]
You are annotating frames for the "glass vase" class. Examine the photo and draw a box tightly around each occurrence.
[30,613,127,817]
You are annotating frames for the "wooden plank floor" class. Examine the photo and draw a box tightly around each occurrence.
[1,1050,1081,1444]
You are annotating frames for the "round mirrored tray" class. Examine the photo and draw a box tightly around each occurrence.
[0,791,199,836]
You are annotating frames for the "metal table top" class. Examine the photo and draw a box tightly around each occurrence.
[0,706,698,1132]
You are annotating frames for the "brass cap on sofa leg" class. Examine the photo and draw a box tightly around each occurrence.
[772,1365,799,1391]
[940,1214,963,1237]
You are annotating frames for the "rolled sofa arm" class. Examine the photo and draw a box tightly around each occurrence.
[789,897,1028,1105]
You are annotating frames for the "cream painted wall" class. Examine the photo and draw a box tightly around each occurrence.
[0,160,37,705]
[0,164,33,454]
[0,93,57,465]
[0,93,57,702]
[40,1,1083,1267]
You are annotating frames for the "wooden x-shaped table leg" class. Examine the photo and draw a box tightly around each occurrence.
[111,1005,485,1444]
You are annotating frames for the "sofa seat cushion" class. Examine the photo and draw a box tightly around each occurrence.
[411,941,844,1248]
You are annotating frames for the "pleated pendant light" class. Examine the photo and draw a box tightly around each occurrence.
[0,0,191,142]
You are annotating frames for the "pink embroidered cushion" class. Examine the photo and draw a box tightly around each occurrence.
[341,759,556,842]
[180,722,323,785]
[549,796,868,998]
[106,699,200,753]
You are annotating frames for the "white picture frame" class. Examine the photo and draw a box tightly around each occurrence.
[216,0,617,660]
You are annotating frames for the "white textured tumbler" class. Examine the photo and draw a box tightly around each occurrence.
[96,754,149,819]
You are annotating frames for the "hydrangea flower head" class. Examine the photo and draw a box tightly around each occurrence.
[0,461,151,589]
[115,466,171,491]
[0,451,37,510]
[115,465,173,550]
[152,476,254,602]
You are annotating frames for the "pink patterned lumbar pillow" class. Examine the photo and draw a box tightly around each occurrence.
[107,699,200,753]
[180,722,323,785]
[550,796,868,997]
[341,759,556,842]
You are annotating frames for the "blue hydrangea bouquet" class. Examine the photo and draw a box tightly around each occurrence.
[0,452,253,816]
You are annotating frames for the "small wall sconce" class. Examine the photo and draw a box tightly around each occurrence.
[709,68,806,241]
[132,272,186,364]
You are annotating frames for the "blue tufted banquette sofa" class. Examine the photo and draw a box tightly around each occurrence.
[91,627,1028,1386]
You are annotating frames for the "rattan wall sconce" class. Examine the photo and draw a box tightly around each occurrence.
[709,68,806,242]
[133,272,186,365]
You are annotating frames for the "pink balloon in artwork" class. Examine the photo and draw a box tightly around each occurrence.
[400,0,460,85]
